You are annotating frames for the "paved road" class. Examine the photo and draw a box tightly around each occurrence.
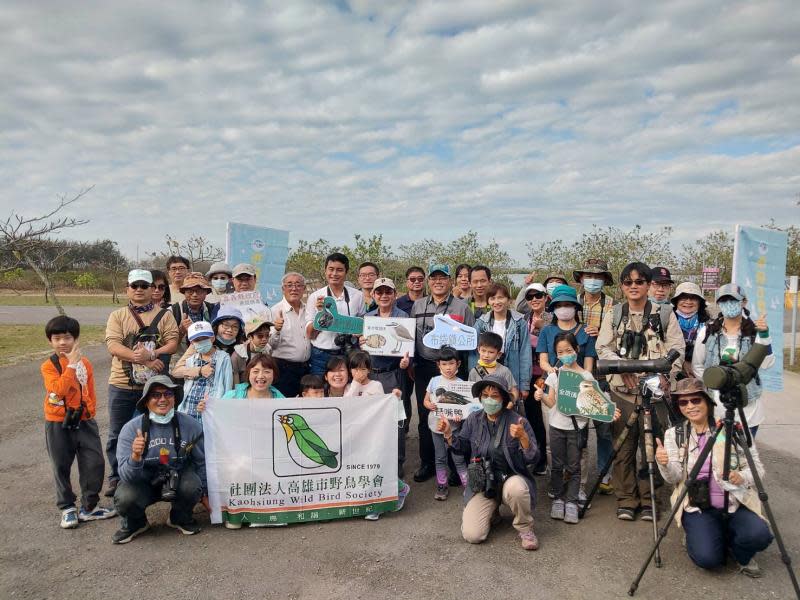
[1,345,799,600]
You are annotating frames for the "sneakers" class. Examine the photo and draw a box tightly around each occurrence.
[519,530,539,551]
[434,484,449,501]
[395,482,411,512]
[577,488,591,510]
[617,508,636,521]
[103,480,118,498]
[739,558,763,578]
[640,507,653,522]
[598,481,614,495]
[166,517,201,535]
[112,521,150,544]
[547,491,556,499]
[364,512,381,521]
[550,499,565,520]
[79,506,117,522]
[413,464,435,482]
[224,520,242,529]
[564,502,580,524]
[60,508,79,529]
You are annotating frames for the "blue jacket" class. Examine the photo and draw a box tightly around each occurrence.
[470,310,533,392]
[222,382,285,399]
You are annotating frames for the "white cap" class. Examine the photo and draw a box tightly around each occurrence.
[187,321,214,342]
[128,269,153,285]
[525,283,546,294]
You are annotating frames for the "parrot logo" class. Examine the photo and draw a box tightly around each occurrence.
[278,414,339,470]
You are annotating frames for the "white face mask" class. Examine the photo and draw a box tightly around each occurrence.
[546,282,560,295]
[554,306,576,321]
[149,408,175,425]
[211,280,228,293]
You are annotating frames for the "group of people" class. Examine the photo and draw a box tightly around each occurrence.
[40,251,775,576]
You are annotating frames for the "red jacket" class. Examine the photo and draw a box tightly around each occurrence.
[41,355,97,422]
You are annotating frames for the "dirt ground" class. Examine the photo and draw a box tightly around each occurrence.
[1,344,799,600]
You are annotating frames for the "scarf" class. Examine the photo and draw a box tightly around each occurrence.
[129,301,154,314]
[478,359,497,369]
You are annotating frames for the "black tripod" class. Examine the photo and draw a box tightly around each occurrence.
[581,377,666,566]
[628,393,800,598]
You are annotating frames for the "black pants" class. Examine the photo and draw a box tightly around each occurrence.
[45,419,105,510]
[114,467,203,528]
[106,385,141,482]
[413,359,439,468]
[273,358,309,398]
[373,368,406,470]
[523,375,548,472]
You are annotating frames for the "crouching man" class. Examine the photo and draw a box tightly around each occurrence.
[112,375,207,543]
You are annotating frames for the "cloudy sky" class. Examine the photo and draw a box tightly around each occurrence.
[1,0,798,265]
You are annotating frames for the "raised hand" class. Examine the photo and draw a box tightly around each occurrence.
[754,313,768,332]
[64,341,82,365]
[274,311,285,332]
[655,438,668,466]
[131,428,147,461]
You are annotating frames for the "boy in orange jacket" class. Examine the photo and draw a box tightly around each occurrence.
[42,316,116,528]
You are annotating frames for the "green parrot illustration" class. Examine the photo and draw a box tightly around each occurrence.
[278,414,339,469]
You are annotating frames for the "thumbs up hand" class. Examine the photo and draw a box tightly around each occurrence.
[274,311,285,332]
[754,313,768,332]
[655,438,668,466]
[131,428,147,461]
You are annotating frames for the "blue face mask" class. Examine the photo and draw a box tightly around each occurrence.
[194,339,213,354]
[719,300,743,319]
[216,334,236,346]
[149,408,175,425]
[582,278,604,293]
[560,353,577,366]
[649,296,670,305]
[480,397,503,416]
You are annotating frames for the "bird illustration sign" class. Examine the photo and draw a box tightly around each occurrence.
[274,408,342,477]
[556,370,615,422]
[313,297,365,335]
[422,314,478,350]
[432,381,482,420]
[362,317,416,357]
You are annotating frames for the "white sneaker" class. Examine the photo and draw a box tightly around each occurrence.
[60,508,79,529]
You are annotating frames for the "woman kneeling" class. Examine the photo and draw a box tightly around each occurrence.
[437,374,540,550]
[655,378,773,577]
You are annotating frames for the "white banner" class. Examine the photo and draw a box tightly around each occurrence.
[203,395,399,526]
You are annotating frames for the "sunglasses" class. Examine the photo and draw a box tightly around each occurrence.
[149,390,175,400]
[129,283,151,290]
[153,284,167,291]
[622,279,648,287]
[373,288,394,296]
[526,292,546,300]
[676,397,705,407]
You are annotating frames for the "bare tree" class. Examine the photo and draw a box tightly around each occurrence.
[0,187,93,315]
[164,235,224,269]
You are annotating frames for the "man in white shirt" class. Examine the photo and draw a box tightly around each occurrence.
[304,253,365,375]
[269,272,312,397]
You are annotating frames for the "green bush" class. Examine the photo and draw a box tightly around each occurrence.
[74,272,100,289]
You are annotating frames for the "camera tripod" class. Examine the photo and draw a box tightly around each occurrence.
[581,377,669,566]
[628,391,800,598]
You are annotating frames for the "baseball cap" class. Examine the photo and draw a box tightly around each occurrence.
[715,283,745,302]
[429,264,450,277]
[651,266,674,284]
[373,277,396,291]
[232,263,257,278]
[187,321,214,342]
[128,269,153,285]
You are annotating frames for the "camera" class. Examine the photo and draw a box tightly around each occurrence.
[467,456,506,499]
[334,334,359,352]
[62,405,84,430]
[152,468,180,501]
[702,343,768,407]
[686,478,712,510]
[596,349,681,377]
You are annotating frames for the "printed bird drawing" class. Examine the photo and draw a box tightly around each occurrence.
[434,387,471,405]
[278,414,339,469]
[384,321,414,353]
[575,381,610,417]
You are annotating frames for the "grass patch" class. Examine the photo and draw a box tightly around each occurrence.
[0,294,118,307]
[0,324,106,366]
[784,351,800,374]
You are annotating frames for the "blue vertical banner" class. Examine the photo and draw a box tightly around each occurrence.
[733,225,788,391]
[226,222,290,305]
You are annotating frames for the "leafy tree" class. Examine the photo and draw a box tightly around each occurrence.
[398,230,512,273]
[678,229,734,285]
[74,272,99,289]
[285,238,334,288]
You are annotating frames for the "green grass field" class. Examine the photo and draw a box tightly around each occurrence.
[0,294,118,307]
[0,324,106,365]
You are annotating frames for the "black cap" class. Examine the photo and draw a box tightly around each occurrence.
[650,266,674,284]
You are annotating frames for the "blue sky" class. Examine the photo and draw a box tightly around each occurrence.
[1,0,798,266]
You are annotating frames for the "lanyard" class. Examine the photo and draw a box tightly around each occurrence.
[420,294,453,335]
[327,286,351,316]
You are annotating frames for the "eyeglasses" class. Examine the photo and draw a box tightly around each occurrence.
[526,292,546,300]
[129,283,151,290]
[677,397,705,407]
[218,322,240,331]
[183,287,206,295]
[622,279,648,287]
[149,390,175,400]
[358,272,378,279]
[407,277,424,283]
[373,288,394,296]
[429,275,449,282]
[284,282,304,289]
[154,284,167,291]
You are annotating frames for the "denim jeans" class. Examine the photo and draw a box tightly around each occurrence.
[106,385,142,482]
[308,346,343,376]
[431,430,467,487]
[682,506,773,568]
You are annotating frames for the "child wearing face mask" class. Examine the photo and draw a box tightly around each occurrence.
[175,321,233,421]
[423,346,469,501]
[231,315,273,385]
[691,284,774,436]
[535,332,619,524]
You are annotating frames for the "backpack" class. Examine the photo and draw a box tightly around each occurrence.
[122,307,168,387]
[611,301,672,342]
